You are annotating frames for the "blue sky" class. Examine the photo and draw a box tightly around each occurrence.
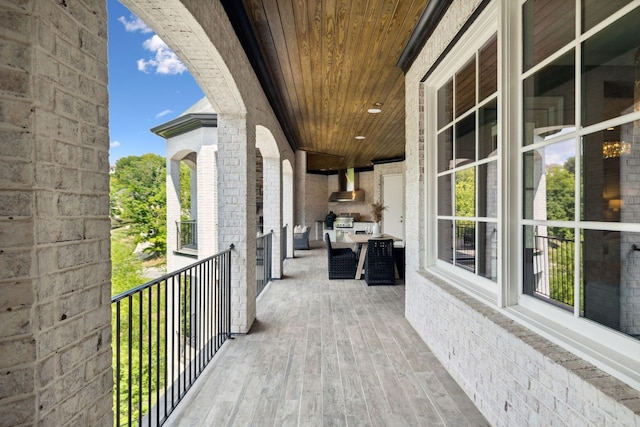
[108,0,204,164]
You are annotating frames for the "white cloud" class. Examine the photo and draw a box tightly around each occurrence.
[137,35,186,75]
[110,140,121,148]
[118,15,152,33]
[156,109,173,119]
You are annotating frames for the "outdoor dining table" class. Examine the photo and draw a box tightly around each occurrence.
[347,232,401,280]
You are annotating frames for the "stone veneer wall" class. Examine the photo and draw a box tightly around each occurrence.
[0,1,113,425]
[404,0,640,425]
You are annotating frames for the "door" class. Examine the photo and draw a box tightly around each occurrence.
[382,174,404,240]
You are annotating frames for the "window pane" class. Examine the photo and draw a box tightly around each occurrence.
[581,125,637,222]
[582,229,640,337]
[479,34,498,101]
[455,167,475,217]
[455,57,476,118]
[455,220,475,272]
[438,78,453,129]
[478,162,497,218]
[582,0,632,33]
[523,50,575,146]
[523,0,575,71]
[477,222,498,282]
[523,139,576,220]
[523,225,575,309]
[438,219,453,264]
[437,127,453,172]
[438,174,452,216]
[582,7,640,127]
[455,113,476,167]
[479,99,498,159]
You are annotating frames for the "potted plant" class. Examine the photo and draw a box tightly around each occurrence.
[370,200,386,237]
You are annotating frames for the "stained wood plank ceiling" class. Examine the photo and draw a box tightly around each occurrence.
[235,0,431,172]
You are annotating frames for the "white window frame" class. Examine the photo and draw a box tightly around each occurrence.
[511,0,640,390]
[424,3,500,305]
[423,0,640,390]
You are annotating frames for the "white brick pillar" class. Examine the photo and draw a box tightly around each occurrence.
[294,150,307,226]
[283,160,295,257]
[197,144,218,259]
[166,159,181,272]
[217,114,256,333]
[263,156,282,278]
[0,1,112,425]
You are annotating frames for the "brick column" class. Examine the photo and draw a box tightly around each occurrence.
[197,144,218,259]
[166,159,181,271]
[217,114,256,333]
[283,160,295,257]
[263,156,283,278]
[0,1,112,425]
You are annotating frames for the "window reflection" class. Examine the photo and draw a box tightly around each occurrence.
[523,225,575,309]
[523,139,576,221]
[478,162,497,218]
[455,167,475,218]
[438,78,453,130]
[582,7,640,127]
[523,50,575,146]
[456,57,476,117]
[523,0,575,71]
[478,222,497,282]
[582,0,632,33]
[438,220,453,264]
[581,125,637,222]
[438,175,452,216]
[437,127,453,172]
[455,114,476,167]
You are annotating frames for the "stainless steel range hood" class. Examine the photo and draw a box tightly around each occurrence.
[328,168,365,202]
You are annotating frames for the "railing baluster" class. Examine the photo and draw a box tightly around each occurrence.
[111,245,233,426]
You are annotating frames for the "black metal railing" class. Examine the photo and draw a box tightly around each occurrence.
[531,234,575,307]
[455,223,475,272]
[282,224,288,261]
[111,245,233,427]
[256,231,273,297]
[176,220,197,251]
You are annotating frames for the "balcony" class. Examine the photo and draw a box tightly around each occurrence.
[175,220,198,257]
[114,241,488,426]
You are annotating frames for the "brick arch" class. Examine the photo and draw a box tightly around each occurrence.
[256,125,280,159]
[121,0,246,115]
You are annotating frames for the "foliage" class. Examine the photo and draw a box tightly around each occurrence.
[111,154,167,257]
[546,158,575,239]
[370,200,387,222]
[111,229,145,295]
[111,228,167,425]
[179,162,192,220]
[455,167,475,217]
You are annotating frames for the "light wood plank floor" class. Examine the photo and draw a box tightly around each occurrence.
[166,241,490,426]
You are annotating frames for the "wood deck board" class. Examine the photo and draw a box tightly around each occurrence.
[165,242,489,426]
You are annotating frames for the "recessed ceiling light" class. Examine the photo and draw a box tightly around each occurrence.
[355,135,366,140]
[607,127,615,131]
[367,102,383,114]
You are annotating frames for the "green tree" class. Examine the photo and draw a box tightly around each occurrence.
[546,159,575,239]
[111,154,167,257]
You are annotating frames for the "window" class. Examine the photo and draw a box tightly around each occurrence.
[522,1,640,338]
[435,33,499,283]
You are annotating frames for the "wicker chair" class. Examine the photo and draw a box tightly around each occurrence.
[325,233,357,279]
[364,239,395,285]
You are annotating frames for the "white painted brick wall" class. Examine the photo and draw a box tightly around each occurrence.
[0,1,112,425]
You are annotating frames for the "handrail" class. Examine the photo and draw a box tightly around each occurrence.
[112,244,234,426]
